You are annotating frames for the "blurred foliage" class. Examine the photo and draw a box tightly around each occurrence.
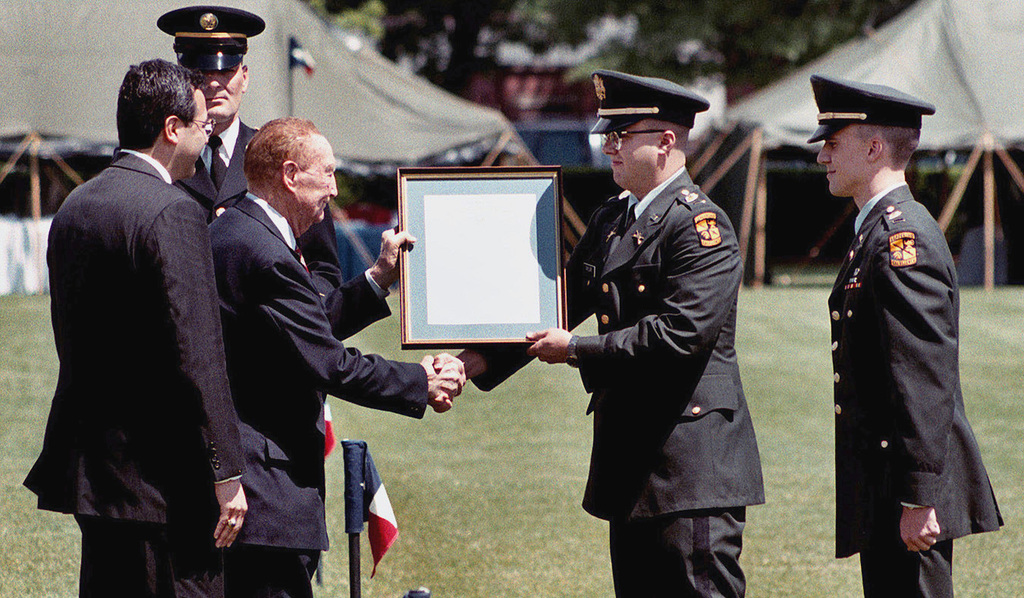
[515,0,917,92]
[299,0,917,95]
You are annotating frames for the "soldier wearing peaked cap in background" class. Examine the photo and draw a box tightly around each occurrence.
[459,70,765,597]
[811,74,1002,598]
[159,6,417,344]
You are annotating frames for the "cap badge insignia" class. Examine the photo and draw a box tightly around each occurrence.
[593,75,606,101]
[889,231,917,267]
[694,212,722,247]
[199,12,219,30]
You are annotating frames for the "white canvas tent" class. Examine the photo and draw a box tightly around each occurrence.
[702,0,1024,288]
[0,0,532,294]
[0,0,520,169]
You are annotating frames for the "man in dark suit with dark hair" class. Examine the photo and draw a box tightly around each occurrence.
[460,70,764,597]
[25,59,247,598]
[209,117,464,598]
[158,5,409,340]
[810,74,1002,597]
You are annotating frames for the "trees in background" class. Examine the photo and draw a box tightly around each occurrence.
[303,0,917,98]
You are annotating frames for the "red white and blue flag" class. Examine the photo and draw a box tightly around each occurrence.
[323,403,336,458]
[289,36,316,76]
[342,440,398,577]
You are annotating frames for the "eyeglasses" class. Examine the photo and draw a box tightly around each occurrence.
[602,129,666,151]
[191,118,217,136]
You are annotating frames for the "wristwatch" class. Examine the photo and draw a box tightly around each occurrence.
[565,335,580,368]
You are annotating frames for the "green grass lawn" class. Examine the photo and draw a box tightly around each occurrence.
[2,286,1021,597]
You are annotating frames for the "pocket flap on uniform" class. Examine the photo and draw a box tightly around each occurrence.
[681,373,738,418]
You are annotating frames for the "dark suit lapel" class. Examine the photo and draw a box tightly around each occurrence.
[603,171,691,275]
[177,161,218,212]
[216,124,255,207]
[233,196,302,263]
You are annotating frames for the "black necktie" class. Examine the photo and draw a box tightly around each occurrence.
[607,203,636,257]
[208,135,226,190]
[618,202,636,236]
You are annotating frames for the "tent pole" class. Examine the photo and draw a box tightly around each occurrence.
[482,126,539,167]
[46,149,85,187]
[690,123,736,179]
[982,134,995,291]
[736,129,761,284]
[702,130,754,194]
[561,200,586,253]
[29,134,44,295]
[994,146,1024,196]
[937,139,983,233]
[480,129,515,167]
[753,156,768,287]
[0,134,34,186]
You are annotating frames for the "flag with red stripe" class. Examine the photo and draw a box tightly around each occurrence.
[323,403,336,458]
[342,440,398,577]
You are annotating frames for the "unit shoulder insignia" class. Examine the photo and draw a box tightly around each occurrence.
[693,211,722,247]
[889,231,917,267]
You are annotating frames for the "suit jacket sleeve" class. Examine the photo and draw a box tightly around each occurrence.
[574,204,741,390]
[873,226,959,506]
[147,198,244,481]
[316,273,392,340]
[252,246,427,418]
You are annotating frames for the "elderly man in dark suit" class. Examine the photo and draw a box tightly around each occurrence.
[159,5,405,340]
[24,59,246,598]
[810,74,1002,598]
[208,117,464,598]
[460,71,764,597]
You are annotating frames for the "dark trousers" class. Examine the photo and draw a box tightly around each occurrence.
[860,538,954,598]
[609,507,747,598]
[224,544,320,598]
[76,514,224,598]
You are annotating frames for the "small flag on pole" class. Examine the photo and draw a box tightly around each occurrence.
[323,403,336,458]
[342,440,398,577]
[289,36,316,76]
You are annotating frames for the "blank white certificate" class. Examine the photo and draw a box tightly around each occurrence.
[422,193,541,325]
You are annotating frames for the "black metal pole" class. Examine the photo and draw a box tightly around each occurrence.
[348,532,361,598]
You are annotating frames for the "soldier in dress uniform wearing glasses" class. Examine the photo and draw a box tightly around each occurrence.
[810,74,1002,598]
[459,70,765,597]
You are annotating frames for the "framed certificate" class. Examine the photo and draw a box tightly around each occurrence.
[397,166,566,348]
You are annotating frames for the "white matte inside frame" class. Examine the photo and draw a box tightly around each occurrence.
[423,193,541,325]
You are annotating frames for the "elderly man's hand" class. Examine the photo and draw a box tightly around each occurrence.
[367,228,416,289]
[421,354,466,413]
[526,328,573,364]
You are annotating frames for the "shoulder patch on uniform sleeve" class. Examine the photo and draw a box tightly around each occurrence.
[889,231,917,267]
[694,212,722,247]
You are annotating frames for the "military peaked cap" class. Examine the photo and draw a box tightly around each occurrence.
[808,74,935,143]
[158,6,265,71]
[590,70,711,134]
